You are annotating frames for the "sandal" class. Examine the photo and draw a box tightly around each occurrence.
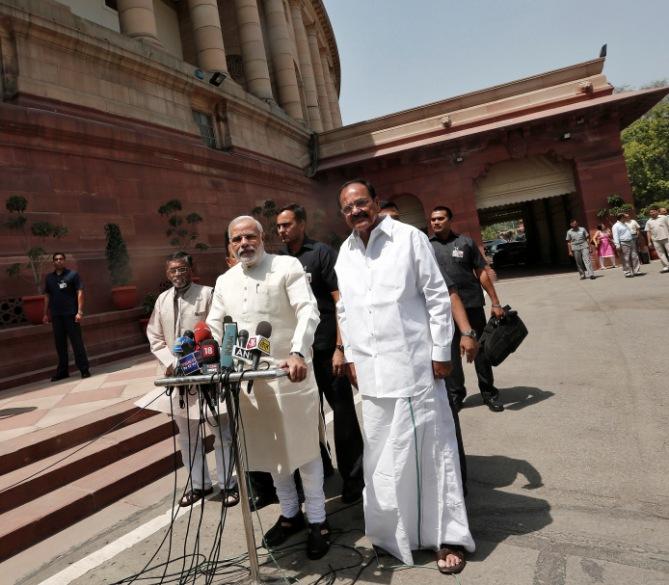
[179,486,213,507]
[436,545,466,575]
[221,485,240,508]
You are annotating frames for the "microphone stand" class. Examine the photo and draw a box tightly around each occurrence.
[155,368,288,583]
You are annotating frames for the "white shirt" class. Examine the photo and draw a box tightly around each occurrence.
[624,219,640,236]
[335,216,453,398]
[612,221,633,246]
[645,216,669,242]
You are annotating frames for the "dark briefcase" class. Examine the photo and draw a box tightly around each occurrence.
[479,305,528,366]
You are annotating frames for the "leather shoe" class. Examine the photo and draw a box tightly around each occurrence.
[179,486,213,507]
[50,374,69,382]
[81,370,91,379]
[263,511,305,548]
[484,396,504,412]
[306,520,331,560]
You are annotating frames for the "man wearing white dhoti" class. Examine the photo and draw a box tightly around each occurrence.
[334,180,475,575]
[206,216,330,560]
[138,252,237,508]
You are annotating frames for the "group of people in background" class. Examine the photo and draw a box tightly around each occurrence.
[566,206,669,279]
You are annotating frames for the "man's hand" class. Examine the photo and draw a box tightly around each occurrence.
[42,315,49,324]
[345,362,358,388]
[75,312,83,324]
[432,361,452,378]
[568,249,573,257]
[491,305,505,319]
[280,354,307,382]
[165,364,175,376]
[460,337,478,363]
[332,347,346,377]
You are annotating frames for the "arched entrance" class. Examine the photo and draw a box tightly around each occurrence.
[475,156,577,267]
[390,193,427,232]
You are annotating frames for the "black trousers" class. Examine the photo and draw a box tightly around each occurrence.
[52,314,89,376]
[445,306,497,402]
[312,348,364,483]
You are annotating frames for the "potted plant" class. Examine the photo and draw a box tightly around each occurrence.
[158,199,208,281]
[104,223,137,310]
[5,196,68,324]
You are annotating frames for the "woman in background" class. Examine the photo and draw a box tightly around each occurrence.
[593,224,616,269]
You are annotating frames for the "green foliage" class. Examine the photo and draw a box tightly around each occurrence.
[597,197,634,221]
[251,200,280,251]
[104,223,133,286]
[4,196,68,293]
[622,99,669,209]
[158,199,208,251]
[640,199,669,218]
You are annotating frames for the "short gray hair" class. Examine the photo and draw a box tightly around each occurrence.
[228,215,264,239]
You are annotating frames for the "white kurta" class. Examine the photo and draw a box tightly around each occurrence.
[206,253,322,474]
[335,216,474,563]
[135,283,212,419]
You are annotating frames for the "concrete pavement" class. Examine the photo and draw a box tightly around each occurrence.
[2,262,668,584]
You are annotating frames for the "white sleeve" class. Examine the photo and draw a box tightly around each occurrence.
[205,276,226,344]
[284,258,320,357]
[146,294,174,369]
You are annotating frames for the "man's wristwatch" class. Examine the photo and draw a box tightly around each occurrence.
[461,330,477,340]
[289,352,304,359]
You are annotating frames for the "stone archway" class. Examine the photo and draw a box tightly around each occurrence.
[390,193,427,231]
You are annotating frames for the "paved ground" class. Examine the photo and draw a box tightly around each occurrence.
[3,263,669,584]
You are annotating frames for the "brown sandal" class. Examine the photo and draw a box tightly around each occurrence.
[436,545,466,575]
[179,486,214,507]
[221,486,240,508]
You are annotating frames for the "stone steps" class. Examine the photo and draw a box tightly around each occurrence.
[0,400,197,561]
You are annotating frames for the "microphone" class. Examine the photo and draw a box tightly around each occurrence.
[247,321,272,394]
[173,335,196,356]
[250,321,272,371]
[193,321,212,346]
[173,330,197,409]
[237,329,249,350]
[198,338,220,415]
[220,316,238,371]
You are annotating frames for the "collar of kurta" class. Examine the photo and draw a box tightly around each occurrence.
[240,250,269,272]
[348,215,394,249]
[174,282,192,298]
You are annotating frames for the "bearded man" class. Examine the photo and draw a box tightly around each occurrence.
[206,216,330,560]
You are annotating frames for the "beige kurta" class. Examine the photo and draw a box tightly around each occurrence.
[207,253,321,474]
[136,283,213,419]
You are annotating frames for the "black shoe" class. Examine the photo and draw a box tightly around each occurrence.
[341,477,364,504]
[589,276,596,280]
[81,370,91,379]
[179,486,213,507]
[483,396,504,412]
[306,520,331,560]
[262,511,306,548]
[50,374,69,382]
[249,492,279,511]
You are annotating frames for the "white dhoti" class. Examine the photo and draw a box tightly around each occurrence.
[361,381,475,565]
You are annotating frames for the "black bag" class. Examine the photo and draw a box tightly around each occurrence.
[479,305,528,366]
[639,249,650,265]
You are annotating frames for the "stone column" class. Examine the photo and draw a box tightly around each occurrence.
[234,0,273,100]
[289,1,322,131]
[321,51,342,128]
[188,0,228,72]
[264,0,304,120]
[117,0,162,47]
[307,28,332,130]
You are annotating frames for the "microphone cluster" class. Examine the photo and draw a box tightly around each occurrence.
[168,319,274,410]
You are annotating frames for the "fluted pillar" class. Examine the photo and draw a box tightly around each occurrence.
[188,0,228,72]
[289,1,322,131]
[117,0,162,46]
[321,53,342,127]
[264,0,304,120]
[234,0,273,100]
[307,28,333,130]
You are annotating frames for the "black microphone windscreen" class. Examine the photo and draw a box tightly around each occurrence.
[223,315,232,324]
[256,321,272,338]
[183,330,195,339]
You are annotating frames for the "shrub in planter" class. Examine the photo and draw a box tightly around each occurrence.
[105,223,137,310]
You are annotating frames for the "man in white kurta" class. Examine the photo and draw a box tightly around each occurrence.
[138,252,236,507]
[206,216,331,560]
[335,180,475,574]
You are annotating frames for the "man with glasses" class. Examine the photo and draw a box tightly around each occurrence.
[334,180,474,574]
[140,252,238,508]
[43,252,91,381]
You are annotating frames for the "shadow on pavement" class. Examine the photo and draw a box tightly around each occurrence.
[0,406,37,419]
[466,454,551,562]
[465,386,554,411]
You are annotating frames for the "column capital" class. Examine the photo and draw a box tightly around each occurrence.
[117,0,162,47]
